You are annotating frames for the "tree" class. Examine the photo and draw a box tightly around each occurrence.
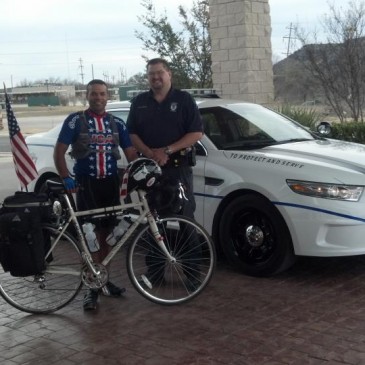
[295,0,365,122]
[126,72,149,90]
[135,0,212,89]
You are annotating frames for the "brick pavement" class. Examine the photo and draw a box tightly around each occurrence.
[2,255,365,364]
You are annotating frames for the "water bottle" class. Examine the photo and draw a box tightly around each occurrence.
[106,216,131,246]
[82,222,99,252]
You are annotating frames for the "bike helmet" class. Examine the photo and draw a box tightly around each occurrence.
[147,177,187,214]
[123,158,162,194]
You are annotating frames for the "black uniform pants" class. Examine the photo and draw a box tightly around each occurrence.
[145,166,201,282]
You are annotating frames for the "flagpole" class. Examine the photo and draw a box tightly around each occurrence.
[0,85,4,131]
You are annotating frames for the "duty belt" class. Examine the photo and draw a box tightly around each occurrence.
[165,151,190,168]
[165,147,195,167]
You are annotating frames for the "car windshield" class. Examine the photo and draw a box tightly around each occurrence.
[200,104,316,150]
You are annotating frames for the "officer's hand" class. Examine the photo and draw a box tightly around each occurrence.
[152,148,169,166]
[63,176,77,193]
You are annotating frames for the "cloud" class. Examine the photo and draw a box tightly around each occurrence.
[0,0,332,86]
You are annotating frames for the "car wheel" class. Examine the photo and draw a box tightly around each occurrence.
[219,194,296,277]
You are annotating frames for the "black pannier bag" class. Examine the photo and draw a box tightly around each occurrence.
[0,192,52,277]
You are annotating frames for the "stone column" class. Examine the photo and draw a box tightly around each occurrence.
[209,0,274,105]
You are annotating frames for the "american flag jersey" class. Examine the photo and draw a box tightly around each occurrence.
[57,110,132,178]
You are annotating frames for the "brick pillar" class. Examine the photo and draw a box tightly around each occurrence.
[209,0,274,105]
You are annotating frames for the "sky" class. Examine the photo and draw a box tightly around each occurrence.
[0,0,334,88]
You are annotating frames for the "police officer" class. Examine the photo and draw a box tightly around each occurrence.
[127,58,203,219]
[127,58,203,289]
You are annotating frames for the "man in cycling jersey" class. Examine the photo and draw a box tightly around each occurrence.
[54,79,137,311]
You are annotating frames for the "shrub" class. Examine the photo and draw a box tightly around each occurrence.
[275,104,320,130]
[330,122,365,144]
[275,104,365,144]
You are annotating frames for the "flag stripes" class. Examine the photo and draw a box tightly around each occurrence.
[4,90,38,189]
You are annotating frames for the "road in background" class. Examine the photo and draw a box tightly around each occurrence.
[0,155,19,201]
[0,114,67,200]
[0,136,10,152]
[0,114,65,136]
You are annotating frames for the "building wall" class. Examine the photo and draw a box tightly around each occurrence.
[209,0,274,105]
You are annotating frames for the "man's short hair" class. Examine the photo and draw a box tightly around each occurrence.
[146,58,171,71]
[86,79,108,93]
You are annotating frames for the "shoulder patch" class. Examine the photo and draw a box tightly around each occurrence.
[68,114,78,129]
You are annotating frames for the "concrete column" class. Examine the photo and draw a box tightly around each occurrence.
[209,0,274,105]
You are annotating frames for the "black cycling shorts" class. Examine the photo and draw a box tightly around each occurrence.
[76,174,120,229]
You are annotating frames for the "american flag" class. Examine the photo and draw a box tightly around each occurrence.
[4,91,38,189]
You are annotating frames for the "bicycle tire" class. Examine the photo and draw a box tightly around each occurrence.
[127,215,216,305]
[0,224,83,314]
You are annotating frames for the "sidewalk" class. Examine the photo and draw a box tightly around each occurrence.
[1,256,365,364]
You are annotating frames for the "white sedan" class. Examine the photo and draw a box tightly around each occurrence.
[26,98,365,277]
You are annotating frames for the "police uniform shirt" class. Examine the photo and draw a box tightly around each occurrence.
[127,88,203,149]
[57,109,132,178]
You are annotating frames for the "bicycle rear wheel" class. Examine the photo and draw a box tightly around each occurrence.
[127,215,216,305]
[0,225,83,314]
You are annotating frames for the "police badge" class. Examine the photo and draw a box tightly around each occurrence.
[170,102,178,112]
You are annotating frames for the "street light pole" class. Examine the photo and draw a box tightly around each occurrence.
[45,79,49,105]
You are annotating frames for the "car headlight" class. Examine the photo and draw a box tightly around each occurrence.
[287,180,364,201]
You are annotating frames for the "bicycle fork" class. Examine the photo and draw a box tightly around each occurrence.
[146,211,176,263]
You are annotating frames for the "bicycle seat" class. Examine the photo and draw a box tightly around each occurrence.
[46,180,66,194]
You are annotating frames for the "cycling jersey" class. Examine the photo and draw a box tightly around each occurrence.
[57,109,132,178]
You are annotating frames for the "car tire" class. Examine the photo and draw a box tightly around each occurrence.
[219,194,296,277]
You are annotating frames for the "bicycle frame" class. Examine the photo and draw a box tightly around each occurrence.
[46,187,175,280]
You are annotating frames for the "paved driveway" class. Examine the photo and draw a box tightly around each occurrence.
[1,254,365,364]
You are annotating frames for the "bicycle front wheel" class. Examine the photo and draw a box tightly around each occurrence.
[0,225,83,314]
[127,215,216,305]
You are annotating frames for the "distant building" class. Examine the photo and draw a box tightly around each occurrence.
[1,85,76,106]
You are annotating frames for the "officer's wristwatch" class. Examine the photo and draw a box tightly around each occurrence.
[165,146,173,155]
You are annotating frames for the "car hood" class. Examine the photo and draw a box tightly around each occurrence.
[218,138,365,178]
[262,139,365,173]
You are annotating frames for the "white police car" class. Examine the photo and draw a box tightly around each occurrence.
[26,98,365,277]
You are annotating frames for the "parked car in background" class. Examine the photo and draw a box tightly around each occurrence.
[26,97,365,277]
